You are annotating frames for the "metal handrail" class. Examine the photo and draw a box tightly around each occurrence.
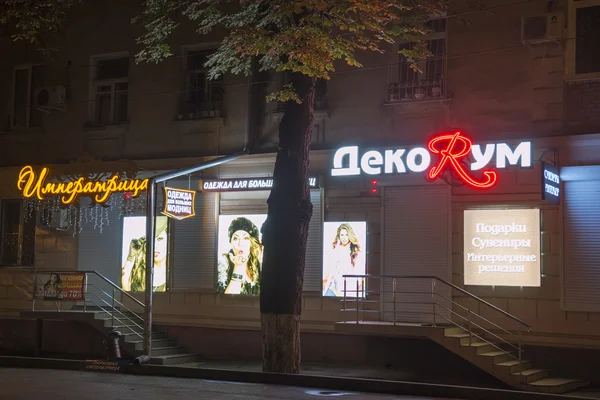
[85,284,144,329]
[85,294,142,338]
[435,292,521,342]
[343,274,532,331]
[86,283,144,322]
[9,268,145,309]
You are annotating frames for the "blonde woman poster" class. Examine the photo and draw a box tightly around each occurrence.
[216,214,266,295]
[121,216,169,292]
[322,221,367,297]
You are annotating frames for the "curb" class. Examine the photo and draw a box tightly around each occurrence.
[128,364,595,400]
[0,356,594,400]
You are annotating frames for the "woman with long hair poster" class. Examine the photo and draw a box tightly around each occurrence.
[121,216,169,292]
[322,222,366,297]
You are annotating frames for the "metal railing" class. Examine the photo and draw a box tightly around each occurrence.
[31,270,145,339]
[341,274,532,366]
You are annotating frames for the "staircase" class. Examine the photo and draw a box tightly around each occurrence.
[336,274,590,395]
[21,270,197,366]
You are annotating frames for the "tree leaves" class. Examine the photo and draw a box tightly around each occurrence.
[134,0,447,102]
[0,0,82,44]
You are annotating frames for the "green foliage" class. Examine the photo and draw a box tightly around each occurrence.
[134,0,447,101]
[0,0,82,43]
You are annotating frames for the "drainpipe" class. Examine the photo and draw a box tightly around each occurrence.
[139,60,256,361]
[140,151,248,361]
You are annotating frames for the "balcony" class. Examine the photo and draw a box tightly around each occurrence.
[176,101,223,121]
[385,79,450,104]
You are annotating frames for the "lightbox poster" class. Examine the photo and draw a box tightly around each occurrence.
[216,214,267,295]
[121,216,169,292]
[322,221,367,297]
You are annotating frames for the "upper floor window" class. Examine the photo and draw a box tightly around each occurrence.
[566,0,600,81]
[0,200,35,267]
[274,77,328,114]
[179,49,223,119]
[387,17,448,102]
[12,65,43,129]
[92,56,129,125]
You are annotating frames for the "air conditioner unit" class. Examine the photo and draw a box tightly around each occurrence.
[34,85,66,112]
[521,13,564,44]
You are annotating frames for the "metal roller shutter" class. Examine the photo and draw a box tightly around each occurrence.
[563,179,600,311]
[169,180,217,290]
[77,201,124,294]
[304,189,323,292]
[382,185,451,324]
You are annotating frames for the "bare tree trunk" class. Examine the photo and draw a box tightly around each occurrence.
[260,73,316,374]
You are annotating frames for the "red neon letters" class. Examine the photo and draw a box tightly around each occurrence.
[427,131,498,189]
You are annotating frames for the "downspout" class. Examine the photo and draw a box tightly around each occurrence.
[136,62,256,364]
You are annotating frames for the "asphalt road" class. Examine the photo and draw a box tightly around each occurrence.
[0,367,463,400]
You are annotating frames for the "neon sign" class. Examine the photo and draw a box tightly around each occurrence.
[17,165,148,205]
[331,131,532,189]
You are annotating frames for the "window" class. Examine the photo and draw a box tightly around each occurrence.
[274,77,328,113]
[92,56,129,125]
[387,18,448,102]
[566,0,600,81]
[180,50,223,119]
[12,65,43,129]
[0,200,35,266]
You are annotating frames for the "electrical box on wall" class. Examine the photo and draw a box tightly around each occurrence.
[521,13,564,44]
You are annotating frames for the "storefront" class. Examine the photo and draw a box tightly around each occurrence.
[4,131,600,346]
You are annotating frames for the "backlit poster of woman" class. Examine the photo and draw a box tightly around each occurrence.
[216,214,266,295]
[121,216,169,292]
[322,221,367,297]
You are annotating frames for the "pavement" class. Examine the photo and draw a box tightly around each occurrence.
[1,356,599,400]
[1,367,461,400]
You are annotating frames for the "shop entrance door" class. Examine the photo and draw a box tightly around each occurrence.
[381,185,451,324]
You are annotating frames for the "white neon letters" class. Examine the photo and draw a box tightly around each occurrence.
[495,142,532,168]
[332,146,360,176]
[331,141,532,177]
[361,150,384,175]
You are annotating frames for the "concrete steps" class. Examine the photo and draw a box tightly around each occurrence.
[20,308,198,366]
[438,326,589,394]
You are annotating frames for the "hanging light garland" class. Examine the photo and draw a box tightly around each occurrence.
[22,191,149,237]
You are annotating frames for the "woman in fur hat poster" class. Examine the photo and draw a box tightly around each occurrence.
[217,216,264,294]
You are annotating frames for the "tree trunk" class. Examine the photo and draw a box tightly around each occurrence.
[260,73,316,374]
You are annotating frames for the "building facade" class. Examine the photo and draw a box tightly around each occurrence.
[1,0,600,372]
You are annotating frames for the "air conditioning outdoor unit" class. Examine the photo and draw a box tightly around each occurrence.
[34,85,66,112]
[521,13,564,44]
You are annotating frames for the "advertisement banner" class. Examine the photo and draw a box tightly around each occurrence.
[541,162,560,205]
[121,216,169,292]
[34,272,85,301]
[216,214,266,295]
[162,187,196,220]
[322,221,367,297]
[464,209,541,287]
[201,176,319,192]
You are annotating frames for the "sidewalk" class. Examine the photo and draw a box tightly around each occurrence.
[1,355,599,400]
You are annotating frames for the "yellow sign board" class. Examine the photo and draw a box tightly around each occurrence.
[17,165,148,205]
[161,187,196,220]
